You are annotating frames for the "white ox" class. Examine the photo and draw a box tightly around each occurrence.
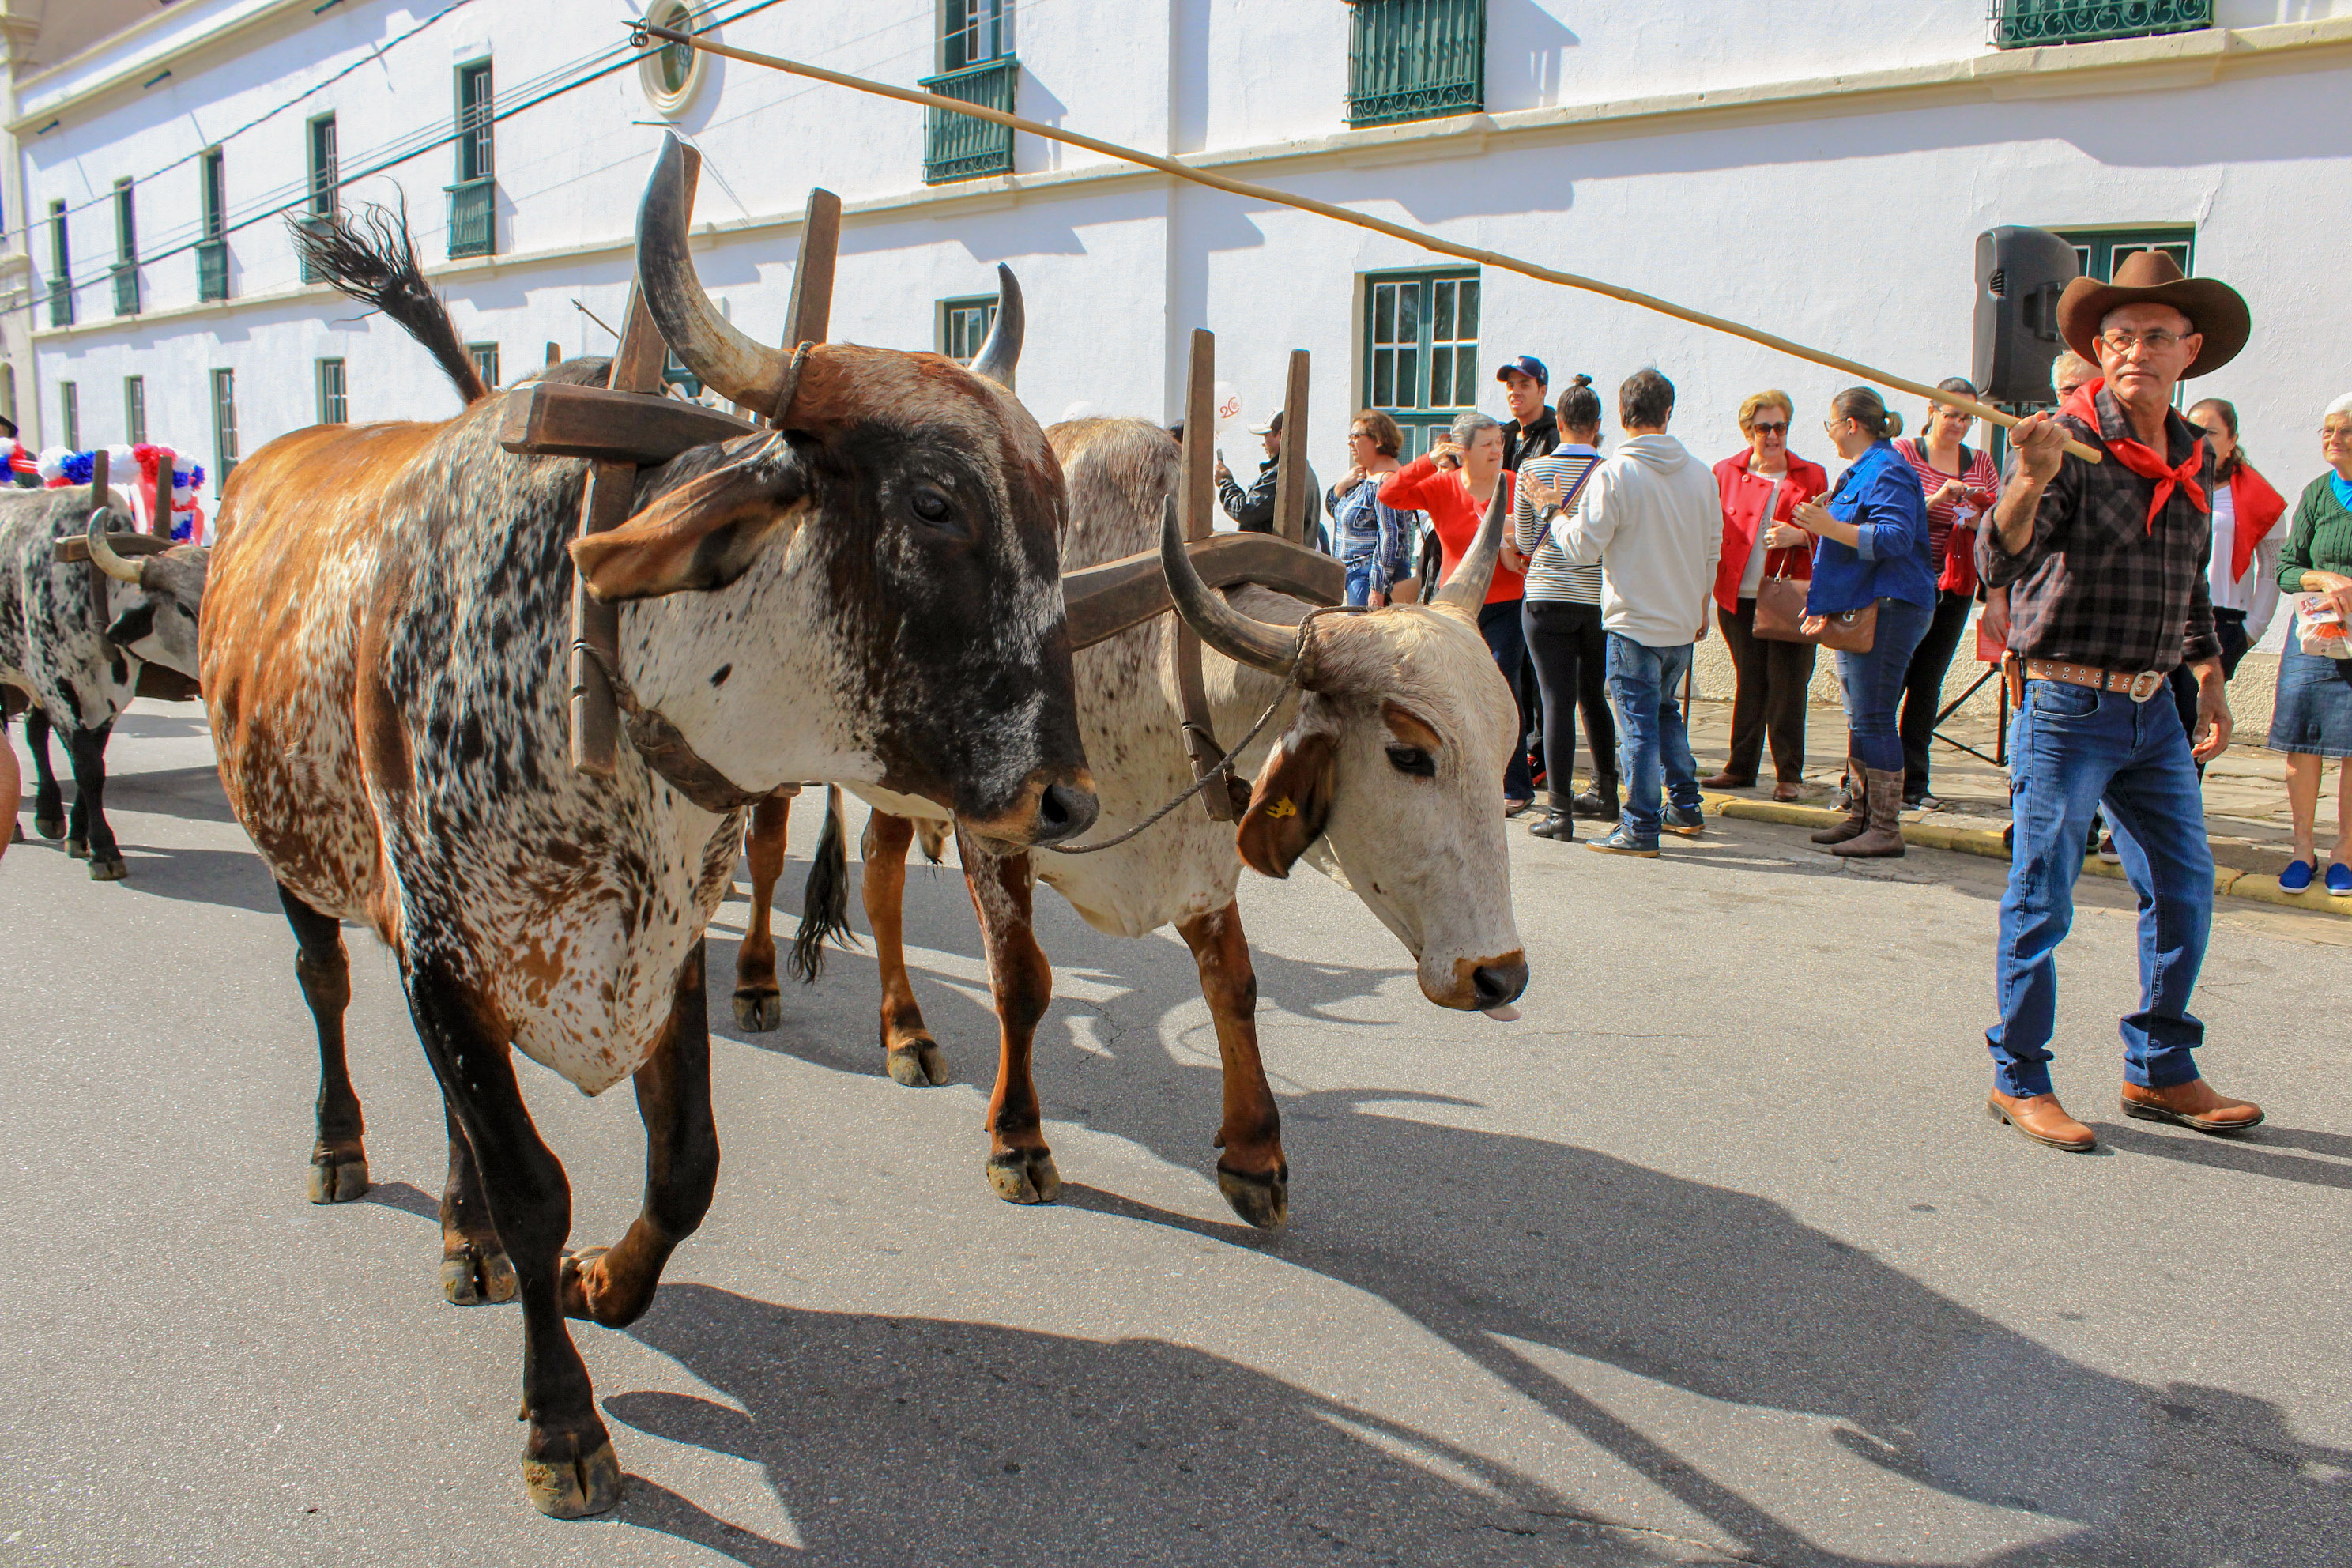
[745,416,1526,1228]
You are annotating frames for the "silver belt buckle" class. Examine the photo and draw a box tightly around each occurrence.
[2127,670,2164,703]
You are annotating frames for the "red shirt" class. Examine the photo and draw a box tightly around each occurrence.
[1711,451,1828,612]
[1894,438,2000,595]
[1378,454,1523,605]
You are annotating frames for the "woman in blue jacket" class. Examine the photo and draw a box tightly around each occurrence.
[1788,386,1937,858]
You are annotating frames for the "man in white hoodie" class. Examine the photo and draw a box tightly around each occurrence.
[1551,369,1722,855]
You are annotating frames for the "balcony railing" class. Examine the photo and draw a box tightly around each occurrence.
[920,58,1016,185]
[296,214,337,283]
[111,263,141,317]
[1347,0,1485,129]
[197,239,229,303]
[1991,0,2213,47]
[447,176,496,258]
[48,277,74,329]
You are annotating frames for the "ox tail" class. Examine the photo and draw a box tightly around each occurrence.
[788,786,857,984]
[289,203,492,405]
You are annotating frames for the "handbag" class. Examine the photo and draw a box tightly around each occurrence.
[1801,601,1878,653]
[1752,564,1811,642]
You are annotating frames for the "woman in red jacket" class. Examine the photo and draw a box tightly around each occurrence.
[1706,390,1829,801]
[1381,411,1529,807]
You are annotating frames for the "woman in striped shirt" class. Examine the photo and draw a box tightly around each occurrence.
[1514,375,1613,839]
[1892,377,2001,808]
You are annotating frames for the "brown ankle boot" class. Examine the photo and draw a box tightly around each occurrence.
[1830,767,1907,858]
[1810,754,1870,844]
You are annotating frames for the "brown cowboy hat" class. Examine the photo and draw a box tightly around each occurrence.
[2056,249,2248,379]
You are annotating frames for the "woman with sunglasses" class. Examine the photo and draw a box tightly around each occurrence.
[1706,390,1829,801]
[1890,377,2002,808]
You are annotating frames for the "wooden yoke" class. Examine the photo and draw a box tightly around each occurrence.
[1268,349,1311,546]
[1174,331,1237,821]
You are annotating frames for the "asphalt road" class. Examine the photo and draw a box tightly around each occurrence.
[4,709,2349,1568]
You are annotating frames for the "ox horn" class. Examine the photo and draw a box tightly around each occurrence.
[968,264,1023,388]
[635,132,793,413]
[1160,496,1297,677]
[1432,471,1512,613]
[86,510,141,584]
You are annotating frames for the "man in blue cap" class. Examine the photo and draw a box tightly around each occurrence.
[1498,356,1559,470]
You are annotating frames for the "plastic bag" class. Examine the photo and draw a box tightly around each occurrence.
[2297,594,2352,658]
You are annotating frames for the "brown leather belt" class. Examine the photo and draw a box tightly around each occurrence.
[2024,658,2168,703]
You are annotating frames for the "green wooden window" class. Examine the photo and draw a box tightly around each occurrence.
[317,358,348,425]
[211,369,239,488]
[924,6,1015,186]
[449,62,496,258]
[198,148,228,302]
[125,376,146,447]
[47,201,71,329]
[60,382,79,452]
[939,296,997,364]
[1363,269,1479,461]
[1347,0,1484,130]
[2056,225,2192,285]
[307,114,338,216]
[1992,0,2212,48]
[469,342,500,391]
[111,179,139,317]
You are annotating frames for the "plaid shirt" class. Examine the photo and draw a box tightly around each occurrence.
[1979,387,2221,672]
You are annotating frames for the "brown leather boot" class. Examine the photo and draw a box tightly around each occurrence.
[1986,1090,2097,1152]
[1829,767,1907,858]
[1810,753,1869,844]
[2121,1079,2265,1135]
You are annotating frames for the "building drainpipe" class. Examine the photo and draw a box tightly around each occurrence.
[0,2,43,449]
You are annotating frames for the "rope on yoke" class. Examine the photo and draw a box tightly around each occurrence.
[1048,605,1358,856]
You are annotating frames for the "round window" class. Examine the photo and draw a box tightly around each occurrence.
[638,1,708,118]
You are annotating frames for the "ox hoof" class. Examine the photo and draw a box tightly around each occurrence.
[442,1243,518,1306]
[1217,1164,1289,1231]
[87,855,128,882]
[33,814,63,841]
[305,1155,371,1204]
[986,1149,1062,1205]
[732,989,782,1033]
[886,1039,948,1087]
[63,835,89,860]
[522,1435,623,1520]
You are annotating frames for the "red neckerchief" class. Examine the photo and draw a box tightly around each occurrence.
[2059,377,2207,533]
[2225,463,2287,585]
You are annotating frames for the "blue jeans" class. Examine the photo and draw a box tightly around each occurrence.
[1833,597,1934,773]
[1478,599,1533,799]
[1987,680,2214,1098]
[1604,633,1698,842]
[1344,560,1400,607]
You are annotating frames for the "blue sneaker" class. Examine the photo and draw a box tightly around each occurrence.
[1661,802,1706,839]
[2280,858,2315,892]
[1587,825,1660,858]
[2329,861,2352,896]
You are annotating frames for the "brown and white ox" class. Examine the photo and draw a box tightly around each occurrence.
[201,140,1093,1517]
[1,486,207,878]
[740,418,1527,1228]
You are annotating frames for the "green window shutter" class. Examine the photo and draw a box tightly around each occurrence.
[1363,268,1480,461]
[1347,0,1485,130]
[1992,1,2212,49]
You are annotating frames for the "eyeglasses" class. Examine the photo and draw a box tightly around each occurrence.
[1822,418,1851,435]
[1749,421,1788,436]
[1937,409,1976,423]
[2098,328,2188,355]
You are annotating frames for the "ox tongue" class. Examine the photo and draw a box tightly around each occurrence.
[1481,1004,1522,1023]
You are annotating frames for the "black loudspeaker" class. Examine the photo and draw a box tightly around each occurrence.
[1973,226,2080,404]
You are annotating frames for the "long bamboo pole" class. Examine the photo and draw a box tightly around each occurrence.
[635,22,2096,463]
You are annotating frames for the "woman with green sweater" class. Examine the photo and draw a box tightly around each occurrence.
[2270,392,2352,893]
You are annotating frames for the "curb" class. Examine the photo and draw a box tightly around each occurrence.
[1696,791,2352,920]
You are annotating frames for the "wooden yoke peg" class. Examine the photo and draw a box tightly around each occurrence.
[1268,348,1311,547]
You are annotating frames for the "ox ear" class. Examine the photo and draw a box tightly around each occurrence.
[573,453,808,602]
[1237,724,1338,880]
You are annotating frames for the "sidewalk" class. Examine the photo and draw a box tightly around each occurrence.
[1581,695,2350,915]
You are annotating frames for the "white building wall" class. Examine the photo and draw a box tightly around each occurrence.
[15,0,2351,628]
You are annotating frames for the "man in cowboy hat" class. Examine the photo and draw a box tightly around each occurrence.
[1975,249,2264,1152]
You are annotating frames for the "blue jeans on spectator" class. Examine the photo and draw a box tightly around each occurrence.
[1987,680,2213,1098]
[1833,596,1934,772]
[1478,599,1534,801]
[1605,633,1698,844]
